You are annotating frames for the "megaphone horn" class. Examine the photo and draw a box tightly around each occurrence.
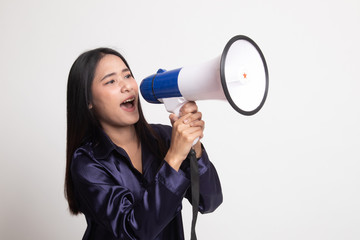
[140,35,269,116]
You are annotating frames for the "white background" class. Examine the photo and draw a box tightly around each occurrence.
[1,0,359,239]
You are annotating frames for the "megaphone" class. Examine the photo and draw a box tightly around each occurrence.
[140,35,269,116]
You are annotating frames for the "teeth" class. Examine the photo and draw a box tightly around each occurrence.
[123,97,135,104]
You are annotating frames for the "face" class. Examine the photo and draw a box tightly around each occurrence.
[90,54,139,129]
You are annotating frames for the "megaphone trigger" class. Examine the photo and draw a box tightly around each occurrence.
[162,97,187,116]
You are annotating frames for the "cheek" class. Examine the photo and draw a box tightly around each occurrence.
[91,87,117,112]
[91,94,119,123]
[91,87,104,108]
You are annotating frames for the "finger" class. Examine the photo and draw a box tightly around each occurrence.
[172,113,193,133]
[189,119,205,129]
[177,113,193,125]
[184,127,204,143]
[182,125,204,137]
[183,112,202,124]
[169,113,179,125]
[180,101,198,115]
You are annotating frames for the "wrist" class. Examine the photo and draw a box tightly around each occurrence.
[164,149,184,172]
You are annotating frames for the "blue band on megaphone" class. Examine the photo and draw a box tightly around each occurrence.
[140,68,182,103]
[140,74,160,103]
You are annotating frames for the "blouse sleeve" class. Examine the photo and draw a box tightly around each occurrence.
[154,124,223,214]
[71,149,191,240]
[180,145,223,214]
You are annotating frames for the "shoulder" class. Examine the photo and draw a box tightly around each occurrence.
[70,143,95,179]
[70,141,111,184]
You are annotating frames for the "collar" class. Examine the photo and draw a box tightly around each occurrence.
[91,127,128,160]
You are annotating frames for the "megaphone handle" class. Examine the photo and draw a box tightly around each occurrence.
[162,98,200,239]
[162,97,199,146]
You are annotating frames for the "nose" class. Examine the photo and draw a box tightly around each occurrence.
[120,80,133,93]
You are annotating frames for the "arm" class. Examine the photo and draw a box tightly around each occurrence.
[163,101,223,214]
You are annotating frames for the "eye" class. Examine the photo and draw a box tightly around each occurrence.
[105,79,115,85]
[124,73,133,79]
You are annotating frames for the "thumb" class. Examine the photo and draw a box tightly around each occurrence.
[169,113,179,125]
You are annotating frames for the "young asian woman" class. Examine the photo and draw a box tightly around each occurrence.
[65,47,223,240]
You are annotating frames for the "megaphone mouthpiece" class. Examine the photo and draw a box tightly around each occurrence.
[140,68,183,104]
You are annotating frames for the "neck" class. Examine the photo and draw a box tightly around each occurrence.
[102,124,138,149]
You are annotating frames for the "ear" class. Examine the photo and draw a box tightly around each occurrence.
[88,103,93,109]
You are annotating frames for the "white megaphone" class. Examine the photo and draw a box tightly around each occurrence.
[140,35,269,118]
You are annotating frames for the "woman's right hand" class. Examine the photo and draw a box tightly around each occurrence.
[164,102,205,171]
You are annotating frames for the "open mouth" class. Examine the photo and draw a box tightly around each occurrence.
[120,97,136,110]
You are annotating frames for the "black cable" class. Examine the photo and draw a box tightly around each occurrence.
[189,148,199,240]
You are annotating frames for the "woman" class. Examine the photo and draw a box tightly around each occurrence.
[65,47,222,240]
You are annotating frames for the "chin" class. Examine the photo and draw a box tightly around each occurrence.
[128,113,140,125]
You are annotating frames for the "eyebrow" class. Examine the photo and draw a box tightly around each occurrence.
[100,68,131,81]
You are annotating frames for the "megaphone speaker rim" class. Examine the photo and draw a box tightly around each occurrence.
[220,35,269,116]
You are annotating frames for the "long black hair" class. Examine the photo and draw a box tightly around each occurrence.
[65,48,166,215]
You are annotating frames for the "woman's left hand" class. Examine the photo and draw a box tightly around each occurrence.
[169,101,204,158]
